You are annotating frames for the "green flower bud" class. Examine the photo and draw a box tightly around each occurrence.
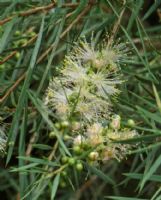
[63,134,71,141]
[61,156,68,163]
[76,163,83,171]
[72,121,81,131]
[15,52,20,60]
[88,151,99,161]
[55,122,61,129]
[60,180,66,188]
[110,115,121,130]
[73,145,82,154]
[61,121,69,128]
[61,171,67,177]
[29,31,36,37]
[8,141,14,146]
[19,39,27,46]
[127,119,135,127]
[68,157,76,166]
[14,30,21,36]
[49,131,56,139]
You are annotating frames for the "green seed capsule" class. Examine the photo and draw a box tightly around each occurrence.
[127,119,135,127]
[76,163,83,171]
[14,30,21,36]
[64,134,70,141]
[61,156,68,163]
[8,141,14,146]
[15,52,20,59]
[68,158,76,166]
[29,31,36,37]
[60,180,66,188]
[61,171,67,177]
[73,145,82,154]
[61,121,69,128]
[49,131,56,139]
[88,151,99,161]
[55,122,61,129]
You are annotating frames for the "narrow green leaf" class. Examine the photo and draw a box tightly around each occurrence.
[6,14,45,164]
[140,154,161,191]
[0,17,17,54]
[18,156,59,167]
[106,196,147,200]
[143,0,161,20]
[51,174,60,200]
[11,163,39,172]
[28,90,71,156]
[153,84,161,114]
[86,164,115,185]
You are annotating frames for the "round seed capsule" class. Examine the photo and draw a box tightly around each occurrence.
[76,163,83,171]
[88,151,99,161]
[63,134,70,141]
[61,121,69,128]
[73,145,82,154]
[61,156,68,163]
[15,52,20,59]
[60,180,66,188]
[14,30,21,36]
[61,171,67,177]
[68,158,76,166]
[127,119,135,127]
[55,122,61,129]
[49,131,56,139]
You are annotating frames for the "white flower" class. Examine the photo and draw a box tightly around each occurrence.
[76,97,109,122]
[74,39,97,63]
[87,123,103,136]
[62,57,88,86]
[107,129,138,141]
[110,115,121,130]
[74,37,129,69]
[86,123,103,146]
[90,70,122,98]
[73,135,85,146]
[45,79,73,118]
[102,40,129,66]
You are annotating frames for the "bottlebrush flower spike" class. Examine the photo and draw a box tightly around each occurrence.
[45,35,137,164]
[45,36,125,122]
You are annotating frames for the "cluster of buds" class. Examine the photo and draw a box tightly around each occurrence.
[72,116,137,163]
[13,28,36,60]
[45,36,137,170]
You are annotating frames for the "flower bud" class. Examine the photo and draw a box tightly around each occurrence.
[72,121,81,131]
[63,134,71,141]
[93,59,104,69]
[68,157,76,166]
[55,122,61,129]
[15,52,20,60]
[88,151,99,161]
[127,119,135,127]
[76,163,83,171]
[61,156,68,163]
[60,180,67,188]
[14,30,21,36]
[110,115,121,130]
[49,131,56,139]
[73,135,85,146]
[61,171,67,177]
[61,121,69,128]
[73,145,82,154]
